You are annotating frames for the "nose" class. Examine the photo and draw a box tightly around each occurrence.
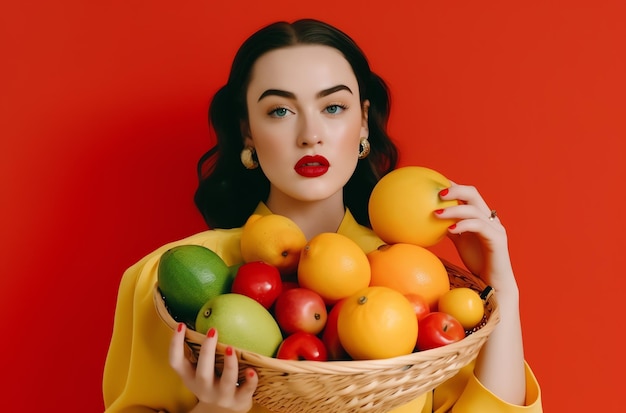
[296,112,322,147]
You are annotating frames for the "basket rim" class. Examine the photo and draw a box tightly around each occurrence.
[153,263,500,374]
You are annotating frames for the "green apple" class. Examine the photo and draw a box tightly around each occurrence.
[195,293,283,357]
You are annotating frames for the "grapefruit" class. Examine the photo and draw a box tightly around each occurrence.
[368,166,458,247]
[367,243,450,311]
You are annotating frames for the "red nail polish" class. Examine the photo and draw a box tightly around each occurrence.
[248,370,255,378]
[448,224,457,230]
[439,188,449,197]
[177,323,184,333]
[226,346,233,356]
[207,327,216,338]
[434,209,444,215]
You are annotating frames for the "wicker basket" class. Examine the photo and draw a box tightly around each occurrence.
[154,259,499,413]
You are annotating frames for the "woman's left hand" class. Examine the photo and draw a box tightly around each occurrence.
[438,183,527,405]
[436,183,517,293]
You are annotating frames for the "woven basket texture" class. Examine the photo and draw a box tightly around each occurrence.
[154,259,499,413]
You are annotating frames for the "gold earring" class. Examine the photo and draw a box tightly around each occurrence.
[358,137,370,159]
[240,146,259,169]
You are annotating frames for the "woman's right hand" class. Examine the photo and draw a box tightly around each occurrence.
[169,324,258,413]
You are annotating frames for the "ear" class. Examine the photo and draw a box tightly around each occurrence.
[361,99,370,138]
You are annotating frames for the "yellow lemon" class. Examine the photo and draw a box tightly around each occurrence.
[240,214,307,277]
[438,287,485,329]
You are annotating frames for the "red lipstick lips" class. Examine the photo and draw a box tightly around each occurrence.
[294,155,330,178]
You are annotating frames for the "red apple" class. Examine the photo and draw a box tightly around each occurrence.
[416,312,465,351]
[321,298,351,360]
[273,287,328,335]
[231,261,283,309]
[404,293,431,348]
[276,331,328,361]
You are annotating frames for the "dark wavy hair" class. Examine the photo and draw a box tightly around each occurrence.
[194,19,398,229]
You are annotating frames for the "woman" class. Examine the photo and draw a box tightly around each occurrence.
[103,19,542,412]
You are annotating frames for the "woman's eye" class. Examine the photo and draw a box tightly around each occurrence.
[269,107,290,118]
[325,104,346,114]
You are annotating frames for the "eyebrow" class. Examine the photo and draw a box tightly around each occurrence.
[257,84,353,102]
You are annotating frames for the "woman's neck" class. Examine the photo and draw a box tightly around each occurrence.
[265,192,345,240]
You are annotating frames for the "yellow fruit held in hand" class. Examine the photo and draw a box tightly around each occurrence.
[368,166,458,247]
[438,287,485,329]
[338,286,417,360]
[297,232,371,305]
[367,243,450,311]
[240,214,307,276]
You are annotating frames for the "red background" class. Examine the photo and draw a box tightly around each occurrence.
[2,1,625,411]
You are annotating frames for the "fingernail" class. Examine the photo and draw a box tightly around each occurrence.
[226,346,233,356]
[207,327,216,338]
[434,209,444,215]
[448,224,457,230]
[439,188,449,197]
[177,323,184,333]
[248,370,255,378]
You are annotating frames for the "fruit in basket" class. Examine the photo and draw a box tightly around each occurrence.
[231,261,283,309]
[337,286,417,360]
[195,293,283,357]
[276,331,328,361]
[298,232,371,305]
[367,243,450,311]
[415,312,465,351]
[240,214,307,276]
[273,287,328,335]
[438,287,484,329]
[157,244,233,326]
[321,298,351,360]
[404,293,431,321]
[368,166,458,247]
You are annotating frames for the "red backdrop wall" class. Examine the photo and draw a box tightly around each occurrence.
[2,1,625,411]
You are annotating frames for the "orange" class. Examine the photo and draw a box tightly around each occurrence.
[240,214,307,276]
[438,287,485,329]
[297,232,371,305]
[367,243,450,311]
[368,166,458,247]
[337,286,417,360]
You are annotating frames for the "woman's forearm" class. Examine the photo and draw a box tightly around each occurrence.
[474,284,527,405]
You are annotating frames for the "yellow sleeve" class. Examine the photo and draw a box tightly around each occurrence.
[451,362,542,412]
[102,228,244,412]
[431,361,542,413]
[337,208,385,253]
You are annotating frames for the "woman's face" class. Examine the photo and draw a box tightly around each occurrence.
[244,44,368,204]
